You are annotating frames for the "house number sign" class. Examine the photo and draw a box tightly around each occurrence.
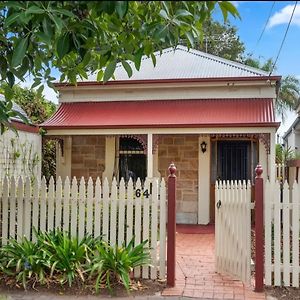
[135,183,152,198]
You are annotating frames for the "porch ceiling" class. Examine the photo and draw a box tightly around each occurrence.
[41,98,279,130]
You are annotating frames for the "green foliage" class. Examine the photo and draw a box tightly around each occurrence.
[36,230,96,286]
[276,144,300,164]
[191,18,245,61]
[88,239,151,292]
[0,230,151,292]
[0,237,48,289]
[0,1,239,131]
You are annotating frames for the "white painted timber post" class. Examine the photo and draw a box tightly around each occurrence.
[269,130,276,183]
[198,136,210,224]
[147,133,153,178]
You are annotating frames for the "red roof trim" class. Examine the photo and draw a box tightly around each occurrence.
[11,121,39,133]
[54,76,281,88]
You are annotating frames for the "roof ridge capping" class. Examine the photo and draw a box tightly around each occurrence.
[173,45,270,76]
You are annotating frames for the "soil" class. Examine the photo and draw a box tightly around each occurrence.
[265,286,300,299]
[0,275,166,298]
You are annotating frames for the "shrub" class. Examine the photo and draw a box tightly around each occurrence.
[36,230,96,287]
[0,237,48,289]
[88,238,151,292]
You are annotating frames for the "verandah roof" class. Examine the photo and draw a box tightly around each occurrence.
[41,98,279,130]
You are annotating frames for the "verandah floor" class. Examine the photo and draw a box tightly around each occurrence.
[162,224,266,300]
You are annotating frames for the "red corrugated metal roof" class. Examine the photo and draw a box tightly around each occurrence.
[42,99,279,129]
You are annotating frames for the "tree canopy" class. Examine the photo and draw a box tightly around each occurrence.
[0,1,239,132]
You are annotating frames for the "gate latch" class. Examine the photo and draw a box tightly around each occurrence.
[216,200,222,209]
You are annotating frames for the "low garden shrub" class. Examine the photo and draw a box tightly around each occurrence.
[0,229,151,292]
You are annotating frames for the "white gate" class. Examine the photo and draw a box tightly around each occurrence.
[215,180,252,284]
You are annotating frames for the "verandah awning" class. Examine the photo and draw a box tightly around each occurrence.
[41,98,279,129]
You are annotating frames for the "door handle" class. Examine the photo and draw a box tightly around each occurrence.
[216,200,222,209]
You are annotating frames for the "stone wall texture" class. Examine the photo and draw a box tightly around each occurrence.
[158,135,198,224]
[71,136,105,180]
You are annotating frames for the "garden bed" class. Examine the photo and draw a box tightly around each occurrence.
[0,275,165,297]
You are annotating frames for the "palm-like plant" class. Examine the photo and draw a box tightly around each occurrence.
[276,75,300,120]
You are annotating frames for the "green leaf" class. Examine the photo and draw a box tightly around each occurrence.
[52,8,75,18]
[4,13,20,28]
[103,60,117,82]
[150,53,156,67]
[25,5,44,15]
[11,36,28,68]
[159,9,169,20]
[56,34,70,59]
[175,9,193,17]
[185,31,195,48]
[49,14,64,32]
[6,71,15,88]
[121,60,132,78]
[134,48,143,71]
[115,1,128,19]
[96,70,104,81]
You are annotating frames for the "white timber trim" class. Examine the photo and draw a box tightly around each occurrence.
[45,127,277,136]
[268,129,276,182]
[147,133,153,178]
[56,136,72,181]
[198,136,210,224]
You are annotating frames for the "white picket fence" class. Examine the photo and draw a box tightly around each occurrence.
[215,180,252,284]
[0,176,167,280]
[265,180,300,287]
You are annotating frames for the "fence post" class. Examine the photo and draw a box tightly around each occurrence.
[255,164,264,292]
[167,162,176,287]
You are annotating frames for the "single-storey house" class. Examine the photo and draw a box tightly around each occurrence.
[42,46,280,224]
[0,94,41,180]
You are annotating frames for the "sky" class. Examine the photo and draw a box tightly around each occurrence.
[227,1,300,136]
[22,1,300,137]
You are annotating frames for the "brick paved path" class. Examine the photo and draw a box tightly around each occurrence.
[162,231,266,299]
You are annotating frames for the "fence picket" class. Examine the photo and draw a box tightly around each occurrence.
[78,177,86,239]
[63,177,70,232]
[159,178,166,279]
[274,180,281,286]
[47,177,55,232]
[9,177,17,241]
[55,177,63,229]
[118,178,126,247]
[102,178,109,242]
[142,178,150,278]
[70,177,78,237]
[126,178,134,245]
[282,181,290,286]
[110,177,117,247]
[86,177,94,235]
[94,177,101,238]
[292,181,299,287]
[1,176,9,245]
[264,180,272,285]
[40,177,47,233]
[23,177,32,239]
[150,178,158,279]
[133,178,142,278]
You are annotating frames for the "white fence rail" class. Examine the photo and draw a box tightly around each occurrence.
[0,176,167,280]
[215,180,252,284]
[265,180,300,287]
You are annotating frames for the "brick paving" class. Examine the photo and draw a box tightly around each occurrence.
[162,229,266,300]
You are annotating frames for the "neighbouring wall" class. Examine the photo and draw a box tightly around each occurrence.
[158,135,198,224]
[0,129,41,180]
[71,136,105,180]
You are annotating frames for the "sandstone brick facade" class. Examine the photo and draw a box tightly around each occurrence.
[158,135,198,224]
[71,136,105,180]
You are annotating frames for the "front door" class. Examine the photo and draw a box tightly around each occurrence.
[210,140,257,222]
